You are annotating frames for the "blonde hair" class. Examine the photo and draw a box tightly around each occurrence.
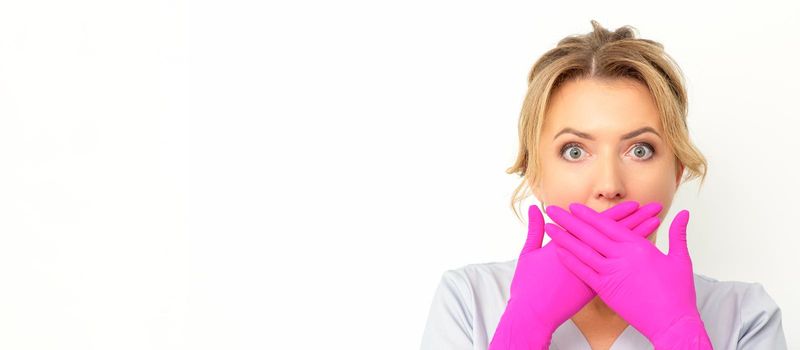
[506,20,708,223]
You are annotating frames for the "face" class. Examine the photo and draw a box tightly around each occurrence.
[532,77,684,244]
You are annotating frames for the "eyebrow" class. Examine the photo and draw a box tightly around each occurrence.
[553,126,661,141]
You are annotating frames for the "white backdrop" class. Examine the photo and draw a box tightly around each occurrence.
[0,1,797,349]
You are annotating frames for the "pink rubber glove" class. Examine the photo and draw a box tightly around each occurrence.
[489,201,663,350]
[544,203,713,349]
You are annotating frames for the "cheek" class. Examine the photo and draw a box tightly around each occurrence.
[629,169,677,220]
[538,169,594,204]
[629,160,679,191]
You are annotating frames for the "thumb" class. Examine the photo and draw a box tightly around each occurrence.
[521,204,545,256]
[668,209,691,259]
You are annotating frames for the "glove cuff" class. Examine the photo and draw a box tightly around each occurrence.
[489,300,555,350]
[649,314,713,350]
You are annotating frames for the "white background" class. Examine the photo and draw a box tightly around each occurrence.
[0,0,797,349]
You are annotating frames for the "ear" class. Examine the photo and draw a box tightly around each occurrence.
[675,162,685,187]
[531,177,544,204]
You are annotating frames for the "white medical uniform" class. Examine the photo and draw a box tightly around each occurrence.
[420,259,787,349]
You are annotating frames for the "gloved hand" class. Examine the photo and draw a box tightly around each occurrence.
[545,203,713,349]
[489,201,663,350]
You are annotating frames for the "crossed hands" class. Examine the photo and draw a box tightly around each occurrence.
[488,201,713,350]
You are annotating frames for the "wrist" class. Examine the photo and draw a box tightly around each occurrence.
[489,300,555,350]
[649,314,713,350]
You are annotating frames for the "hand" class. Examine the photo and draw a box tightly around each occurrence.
[489,201,663,350]
[544,203,713,349]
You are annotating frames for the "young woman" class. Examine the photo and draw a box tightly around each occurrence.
[420,20,787,350]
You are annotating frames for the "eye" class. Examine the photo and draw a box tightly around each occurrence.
[559,142,656,162]
[628,142,656,160]
[559,142,587,161]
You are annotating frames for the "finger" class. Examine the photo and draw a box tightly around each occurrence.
[632,216,661,238]
[521,205,545,255]
[568,202,639,243]
[601,201,662,239]
[541,201,637,250]
[546,205,619,257]
[554,245,601,290]
[599,201,639,221]
[668,209,691,259]
[617,201,663,231]
[545,222,610,274]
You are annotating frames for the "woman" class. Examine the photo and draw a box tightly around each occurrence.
[420,20,787,349]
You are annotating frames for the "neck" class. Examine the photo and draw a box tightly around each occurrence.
[587,297,619,318]
[574,296,626,323]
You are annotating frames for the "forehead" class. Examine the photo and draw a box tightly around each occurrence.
[543,78,662,135]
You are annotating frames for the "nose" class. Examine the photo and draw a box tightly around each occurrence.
[593,153,626,202]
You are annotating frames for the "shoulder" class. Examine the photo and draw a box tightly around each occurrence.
[438,259,519,321]
[692,273,787,349]
[693,273,781,313]
[421,260,516,349]
[446,258,517,278]
[423,259,518,348]
[441,258,517,296]
[432,257,516,295]
[693,273,753,302]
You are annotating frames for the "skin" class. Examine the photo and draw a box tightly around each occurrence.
[531,77,686,348]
